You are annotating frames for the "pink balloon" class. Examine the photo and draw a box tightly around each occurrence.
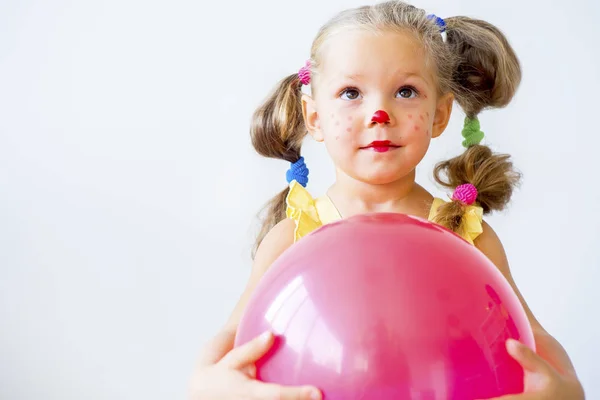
[235,213,535,399]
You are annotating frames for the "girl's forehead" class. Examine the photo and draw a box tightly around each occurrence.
[316,29,435,86]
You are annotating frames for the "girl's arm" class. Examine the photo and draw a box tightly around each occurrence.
[222,218,297,340]
[188,219,322,400]
[475,222,585,398]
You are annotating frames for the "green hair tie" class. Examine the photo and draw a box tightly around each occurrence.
[461,117,485,148]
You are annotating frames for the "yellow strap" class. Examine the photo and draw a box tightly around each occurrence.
[429,197,483,245]
[285,180,323,242]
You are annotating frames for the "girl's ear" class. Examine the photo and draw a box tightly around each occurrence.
[302,94,324,142]
[432,92,454,138]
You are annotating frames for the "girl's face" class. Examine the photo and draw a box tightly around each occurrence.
[302,29,453,185]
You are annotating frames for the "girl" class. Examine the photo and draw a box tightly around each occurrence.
[189,2,584,399]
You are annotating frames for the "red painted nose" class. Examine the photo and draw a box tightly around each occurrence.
[371,110,390,124]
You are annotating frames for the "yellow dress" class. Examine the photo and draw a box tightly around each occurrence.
[285,180,484,245]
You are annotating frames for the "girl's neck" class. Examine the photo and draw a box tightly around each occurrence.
[327,169,428,217]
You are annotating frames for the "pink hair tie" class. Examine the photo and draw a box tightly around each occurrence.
[452,183,478,205]
[298,60,311,85]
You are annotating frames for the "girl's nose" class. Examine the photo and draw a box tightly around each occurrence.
[371,110,390,124]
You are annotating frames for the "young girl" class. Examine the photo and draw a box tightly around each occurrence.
[189,2,584,399]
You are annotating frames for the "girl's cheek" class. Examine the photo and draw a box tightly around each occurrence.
[345,116,354,135]
[405,112,431,137]
[329,113,355,140]
[329,113,340,139]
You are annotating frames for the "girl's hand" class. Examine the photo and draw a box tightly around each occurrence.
[478,339,585,400]
[188,329,322,400]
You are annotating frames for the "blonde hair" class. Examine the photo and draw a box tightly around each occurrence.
[250,1,522,256]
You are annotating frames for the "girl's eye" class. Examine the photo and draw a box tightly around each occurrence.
[397,87,418,99]
[339,87,418,100]
[340,88,361,100]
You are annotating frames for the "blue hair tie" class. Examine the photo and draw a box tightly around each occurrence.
[286,156,309,187]
[427,14,447,33]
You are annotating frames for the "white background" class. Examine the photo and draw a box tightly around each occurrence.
[1,0,599,398]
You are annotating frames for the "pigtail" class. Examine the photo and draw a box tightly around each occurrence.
[250,72,308,257]
[431,16,522,235]
[433,145,521,235]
